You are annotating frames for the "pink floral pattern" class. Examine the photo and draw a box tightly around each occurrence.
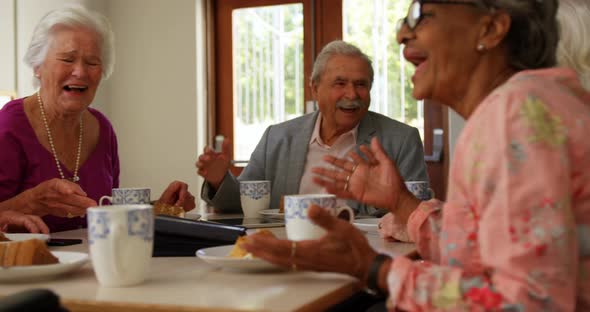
[386,68,590,311]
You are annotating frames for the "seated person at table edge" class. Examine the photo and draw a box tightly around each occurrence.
[196,40,428,216]
[0,6,195,233]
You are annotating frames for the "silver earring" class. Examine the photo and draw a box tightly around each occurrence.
[477,43,486,52]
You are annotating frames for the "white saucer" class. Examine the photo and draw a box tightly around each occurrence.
[196,245,283,272]
[0,251,88,282]
[353,218,381,233]
[258,209,283,218]
[2,233,50,242]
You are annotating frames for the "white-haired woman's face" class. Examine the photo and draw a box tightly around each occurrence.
[35,25,103,113]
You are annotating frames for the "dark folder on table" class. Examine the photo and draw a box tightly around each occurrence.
[153,215,247,257]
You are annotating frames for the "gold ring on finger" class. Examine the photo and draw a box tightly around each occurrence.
[351,163,358,173]
[67,212,74,219]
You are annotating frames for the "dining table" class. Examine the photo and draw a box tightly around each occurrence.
[0,212,416,312]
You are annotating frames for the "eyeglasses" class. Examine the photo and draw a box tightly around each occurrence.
[396,0,481,32]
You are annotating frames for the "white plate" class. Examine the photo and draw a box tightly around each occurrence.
[0,251,88,282]
[353,218,381,233]
[196,245,283,272]
[258,209,283,218]
[2,233,50,242]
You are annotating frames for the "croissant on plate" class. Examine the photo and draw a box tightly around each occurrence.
[0,238,59,267]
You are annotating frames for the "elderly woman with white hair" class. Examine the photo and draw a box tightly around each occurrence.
[557,0,590,91]
[0,6,195,233]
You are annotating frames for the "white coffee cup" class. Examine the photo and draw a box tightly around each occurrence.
[404,181,434,201]
[239,180,271,217]
[99,187,151,206]
[87,204,154,287]
[284,194,354,241]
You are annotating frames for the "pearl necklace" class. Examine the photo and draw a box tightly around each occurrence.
[37,92,83,183]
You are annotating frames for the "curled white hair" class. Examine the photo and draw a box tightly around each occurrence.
[310,40,374,87]
[557,0,590,90]
[24,5,115,89]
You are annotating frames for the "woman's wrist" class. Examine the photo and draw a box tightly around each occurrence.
[364,253,392,297]
[377,257,392,296]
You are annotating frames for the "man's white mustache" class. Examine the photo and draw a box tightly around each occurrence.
[336,99,367,109]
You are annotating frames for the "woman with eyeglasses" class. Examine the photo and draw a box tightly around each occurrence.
[243,0,590,310]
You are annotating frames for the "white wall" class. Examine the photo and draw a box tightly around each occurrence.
[0,0,16,94]
[1,0,202,202]
[105,0,200,198]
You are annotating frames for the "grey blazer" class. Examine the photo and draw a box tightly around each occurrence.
[201,111,428,216]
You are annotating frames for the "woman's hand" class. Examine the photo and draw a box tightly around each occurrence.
[195,138,232,189]
[158,181,196,212]
[22,178,96,218]
[243,205,378,284]
[378,212,411,242]
[0,210,50,234]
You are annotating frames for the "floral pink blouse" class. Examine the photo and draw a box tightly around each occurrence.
[387,68,590,311]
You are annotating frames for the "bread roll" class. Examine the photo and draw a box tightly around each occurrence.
[0,239,58,267]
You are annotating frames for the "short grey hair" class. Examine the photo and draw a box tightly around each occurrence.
[556,0,590,90]
[480,0,559,70]
[310,40,374,87]
[24,5,115,89]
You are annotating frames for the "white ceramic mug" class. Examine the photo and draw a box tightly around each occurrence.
[239,180,271,217]
[87,204,154,287]
[99,187,151,206]
[284,194,354,241]
[404,181,434,201]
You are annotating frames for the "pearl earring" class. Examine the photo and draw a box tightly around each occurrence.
[477,43,486,52]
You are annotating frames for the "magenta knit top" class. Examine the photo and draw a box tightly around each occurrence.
[0,98,119,232]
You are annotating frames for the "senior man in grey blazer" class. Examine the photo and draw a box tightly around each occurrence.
[196,40,428,216]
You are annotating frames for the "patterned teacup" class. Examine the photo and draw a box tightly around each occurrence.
[99,188,151,206]
[284,194,354,241]
[87,204,154,287]
[239,180,271,217]
[404,181,434,201]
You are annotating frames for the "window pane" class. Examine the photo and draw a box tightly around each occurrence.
[343,0,424,139]
[232,4,304,162]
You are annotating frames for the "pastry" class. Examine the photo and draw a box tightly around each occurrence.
[228,229,274,259]
[0,232,9,242]
[153,202,185,218]
[0,239,59,267]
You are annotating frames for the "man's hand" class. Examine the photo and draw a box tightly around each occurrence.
[195,137,232,189]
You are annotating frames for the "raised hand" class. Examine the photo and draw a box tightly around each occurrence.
[0,210,49,234]
[23,178,96,218]
[158,180,196,212]
[243,204,378,282]
[195,137,232,189]
[313,137,420,221]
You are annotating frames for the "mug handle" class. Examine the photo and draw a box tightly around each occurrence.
[335,205,355,222]
[99,196,112,206]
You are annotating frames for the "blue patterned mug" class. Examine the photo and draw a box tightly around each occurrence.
[404,181,434,201]
[87,204,154,287]
[99,188,151,206]
[284,194,354,241]
[239,180,271,217]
